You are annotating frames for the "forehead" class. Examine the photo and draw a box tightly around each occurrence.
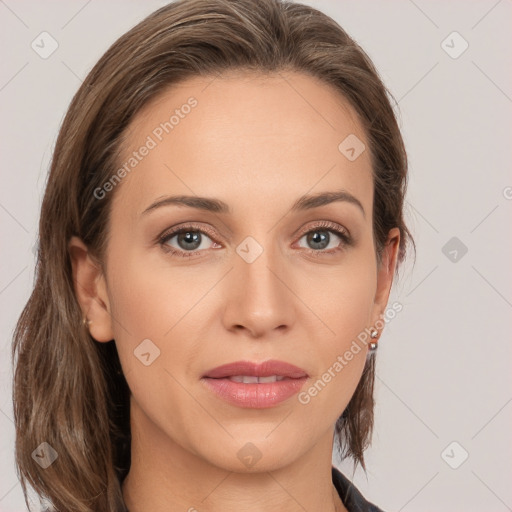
[113,70,373,218]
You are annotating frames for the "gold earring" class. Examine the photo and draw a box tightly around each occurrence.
[82,317,92,326]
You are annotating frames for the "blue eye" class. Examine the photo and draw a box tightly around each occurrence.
[299,229,345,251]
[296,222,351,255]
[158,220,352,259]
[159,226,218,258]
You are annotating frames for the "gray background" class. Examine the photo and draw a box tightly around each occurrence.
[1,1,511,510]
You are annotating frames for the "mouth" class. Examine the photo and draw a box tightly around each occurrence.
[203,359,308,379]
[224,375,288,383]
[201,359,309,409]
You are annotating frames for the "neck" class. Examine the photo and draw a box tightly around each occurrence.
[122,398,347,512]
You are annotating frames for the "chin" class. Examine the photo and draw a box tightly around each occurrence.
[194,431,310,474]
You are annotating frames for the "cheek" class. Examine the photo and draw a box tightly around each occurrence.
[295,250,376,415]
[105,243,214,400]
[106,244,201,339]
[105,248,207,444]
[301,249,377,350]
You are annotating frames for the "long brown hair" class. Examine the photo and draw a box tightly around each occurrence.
[12,0,414,510]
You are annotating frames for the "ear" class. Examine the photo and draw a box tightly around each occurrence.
[68,236,114,342]
[371,227,400,330]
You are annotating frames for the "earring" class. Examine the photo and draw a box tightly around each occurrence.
[82,317,92,327]
[369,328,378,351]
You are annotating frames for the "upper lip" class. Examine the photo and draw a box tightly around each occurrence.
[203,359,309,379]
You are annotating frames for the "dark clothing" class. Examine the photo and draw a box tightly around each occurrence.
[332,466,386,512]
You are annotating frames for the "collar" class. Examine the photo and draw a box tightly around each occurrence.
[331,466,386,512]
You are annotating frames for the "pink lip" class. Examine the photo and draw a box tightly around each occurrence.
[202,360,309,409]
[203,360,308,379]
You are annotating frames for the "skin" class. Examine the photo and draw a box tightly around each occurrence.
[69,70,399,512]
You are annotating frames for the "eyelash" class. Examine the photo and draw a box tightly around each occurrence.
[157,220,352,259]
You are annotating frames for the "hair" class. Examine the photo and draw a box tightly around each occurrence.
[12,0,414,510]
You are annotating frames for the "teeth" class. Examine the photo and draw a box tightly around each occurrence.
[258,375,278,383]
[228,375,287,383]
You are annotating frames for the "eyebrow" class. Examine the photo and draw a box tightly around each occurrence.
[141,189,365,218]
[290,190,365,218]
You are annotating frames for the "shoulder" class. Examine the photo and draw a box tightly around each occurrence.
[332,466,387,512]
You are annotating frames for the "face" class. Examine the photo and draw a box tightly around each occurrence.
[71,71,399,473]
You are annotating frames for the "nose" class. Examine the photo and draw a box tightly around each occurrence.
[221,241,296,339]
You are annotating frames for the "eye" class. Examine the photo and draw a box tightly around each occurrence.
[296,221,352,255]
[158,223,220,258]
[157,220,352,259]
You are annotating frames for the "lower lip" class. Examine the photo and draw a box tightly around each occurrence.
[202,377,308,408]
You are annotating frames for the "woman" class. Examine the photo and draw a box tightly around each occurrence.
[12,0,414,510]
